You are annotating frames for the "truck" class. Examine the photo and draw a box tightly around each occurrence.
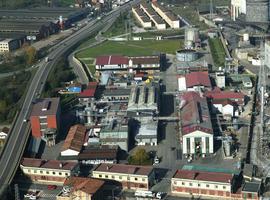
[134,190,155,198]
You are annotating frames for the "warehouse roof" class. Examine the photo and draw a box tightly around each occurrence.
[185,71,211,88]
[64,177,104,195]
[173,169,234,183]
[62,124,86,153]
[78,82,98,98]
[130,56,160,65]
[79,145,118,160]
[21,158,78,170]
[96,55,129,65]
[94,163,154,176]
[31,98,60,117]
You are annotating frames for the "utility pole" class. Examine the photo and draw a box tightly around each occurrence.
[210,0,213,20]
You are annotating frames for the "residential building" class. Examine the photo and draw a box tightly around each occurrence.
[30,98,61,145]
[151,2,180,29]
[0,38,20,53]
[57,177,105,200]
[92,163,155,190]
[132,7,152,28]
[178,72,211,92]
[127,84,159,118]
[205,87,245,106]
[20,158,79,185]
[179,92,214,157]
[135,120,158,146]
[171,169,236,198]
[100,119,128,151]
[79,145,118,165]
[61,124,87,157]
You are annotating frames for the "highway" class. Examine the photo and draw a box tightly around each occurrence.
[0,0,139,196]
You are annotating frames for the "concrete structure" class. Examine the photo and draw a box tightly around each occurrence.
[127,84,158,117]
[231,0,247,21]
[176,49,198,62]
[132,7,152,28]
[184,27,199,49]
[151,2,180,29]
[57,177,105,200]
[61,124,86,157]
[100,119,129,151]
[92,163,155,190]
[135,120,158,146]
[171,169,236,198]
[246,0,269,22]
[178,72,211,92]
[215,71,226,88]
[179,92,214,157]
[30,98,61,145]
[0,38,20,53]
[20,158,79,185]
[140,2,166,30]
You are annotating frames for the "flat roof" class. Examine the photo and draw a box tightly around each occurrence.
[182,164,240,175]
[242,182,261,193]
[93,163,154,176]
[31,98,60,117]
[103,88,131,96]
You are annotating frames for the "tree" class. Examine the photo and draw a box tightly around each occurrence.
[22,44,36,65]
[128,148,151,165]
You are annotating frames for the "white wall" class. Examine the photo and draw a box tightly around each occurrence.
[178,77,187,91]
[61,149,80,156]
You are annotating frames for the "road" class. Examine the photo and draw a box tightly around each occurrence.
[0,0,139,196]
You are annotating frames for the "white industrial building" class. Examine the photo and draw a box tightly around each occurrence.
[212,99,235,117]
[132,7,152,28]
[231,0,246,21]
[179,92,214,157]
[135,120,158,146]
[151,2,180,29]
[215,71,226,88]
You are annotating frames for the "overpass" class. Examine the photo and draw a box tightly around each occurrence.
[0,0,139,196]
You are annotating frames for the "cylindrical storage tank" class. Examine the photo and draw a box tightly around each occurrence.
[176,49,198,62]
[246,0,269,22]
[243,33,249,41]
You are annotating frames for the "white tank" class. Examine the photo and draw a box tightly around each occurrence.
[243,33,249,41]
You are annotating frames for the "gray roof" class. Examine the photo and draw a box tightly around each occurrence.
[242,182,261,193]
[103,88,131,97]
[31,98,60,117]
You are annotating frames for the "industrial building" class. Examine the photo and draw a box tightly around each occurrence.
[135,120,158,146]
[99,119,129,151]
[60,124,87,157]
[151,2,180,29]
[30,98,61,146]
[92,163,155,190]
[132,7,152,28]
[231,0,247,21]
[20,158,79,185]
[140,2,166,30]
[179,92,214,157]
[176,49,198,62]
[184,27,200,49]
[178,72,212,92]
[0,38,21,53]
[127,84,159,118]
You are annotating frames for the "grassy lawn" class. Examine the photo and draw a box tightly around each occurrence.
[132,29,184,38]
[208,38,226,68]
[77,40,182,58]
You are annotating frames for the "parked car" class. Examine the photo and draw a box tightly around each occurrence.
[47,185,57,190]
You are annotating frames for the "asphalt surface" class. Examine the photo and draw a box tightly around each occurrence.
[0,0,139,195]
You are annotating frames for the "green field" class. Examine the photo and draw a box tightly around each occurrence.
[208,38,226,68]
[77,40,182,58]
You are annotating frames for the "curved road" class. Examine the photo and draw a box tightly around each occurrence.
[0,0,139,195]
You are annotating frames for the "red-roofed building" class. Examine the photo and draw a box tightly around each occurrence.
[178,72,211,92]
[95,55,129,70]
[179,92,213,156]
[20,158,79,185]
[78,82,98,105]
[92,163,155,190]
[171,169,236,198]
[205,87,245,106]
